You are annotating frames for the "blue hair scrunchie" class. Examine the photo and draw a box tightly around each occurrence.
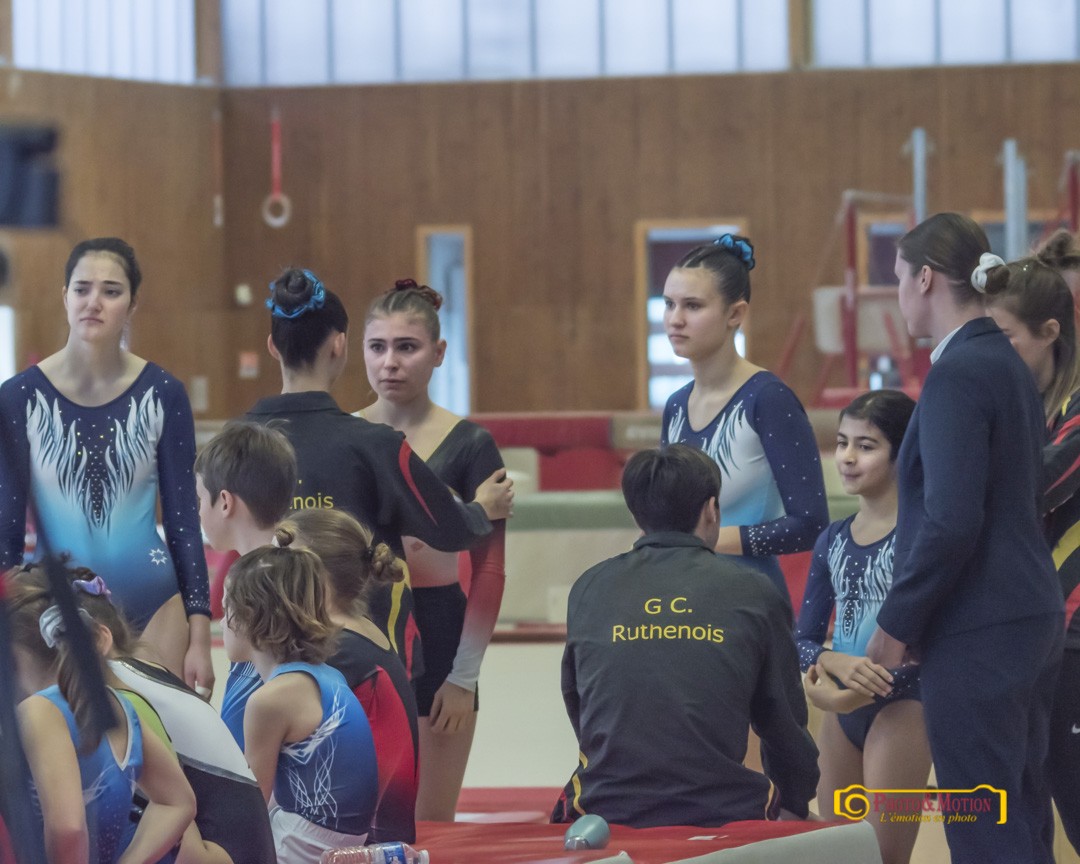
[266,269,327,319]
[714,234,755,272]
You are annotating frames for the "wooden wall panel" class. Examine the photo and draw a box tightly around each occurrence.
[218,65,1080,413]
[0,0,11,66]
[0,70,228,415]
[4,62,1080,418]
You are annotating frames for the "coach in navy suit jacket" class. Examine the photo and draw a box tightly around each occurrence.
[869,214,1063,864]
[878,314,1060,644]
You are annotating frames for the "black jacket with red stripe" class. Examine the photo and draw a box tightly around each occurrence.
[1045,389,1080,649]
[245,391,492,676]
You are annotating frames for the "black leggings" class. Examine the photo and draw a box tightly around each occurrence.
[411,584,478,716]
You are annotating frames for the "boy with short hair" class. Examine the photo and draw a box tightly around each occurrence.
[194,421,297,747]
[194,421,297,557]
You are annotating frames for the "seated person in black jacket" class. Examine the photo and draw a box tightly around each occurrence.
[553,444,819,828]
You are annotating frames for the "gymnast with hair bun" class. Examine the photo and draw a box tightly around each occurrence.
[277,507,420,844]
[359,279,508,822]
[243,267,512,675]
[660,235,828,606]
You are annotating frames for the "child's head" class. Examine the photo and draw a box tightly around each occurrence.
[839,390,916,459]
[275,509,405,619]
[195,421,297,545]
[985,256,1080,420]
[621,444,722,535]
[223,543,338,666]
[836,390,916,498]
[5,563,136,748]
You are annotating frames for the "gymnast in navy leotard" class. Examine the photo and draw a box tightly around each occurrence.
[0,238,212,694]
[660,235,827,602]
[795,390,929,864]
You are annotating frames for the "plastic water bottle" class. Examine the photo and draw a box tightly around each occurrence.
[319,842,430,864]
[564,814,610,850]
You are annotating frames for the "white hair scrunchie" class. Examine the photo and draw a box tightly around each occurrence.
[39,604,96,649]
[971,252,1007,293]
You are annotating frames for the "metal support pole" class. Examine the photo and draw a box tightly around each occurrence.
[843,192,859,387]
[1002,139,1028,261]
[909,127,928,225]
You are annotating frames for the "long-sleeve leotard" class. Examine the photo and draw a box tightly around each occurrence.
[0,363,209,626]
[403,419,505,691]
[795,517,917,701]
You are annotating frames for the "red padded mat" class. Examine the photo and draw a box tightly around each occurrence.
[415,819,840,864]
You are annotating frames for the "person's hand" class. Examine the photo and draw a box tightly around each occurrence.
[475,468,514,521]
[817,650,893,698]
[804,663,873,713]
[866,625,907,668]
[428,681,475,734]
[183,614,215,699]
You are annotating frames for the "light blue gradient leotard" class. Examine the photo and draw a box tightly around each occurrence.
[0,363,209,626]
[662,370,828,601]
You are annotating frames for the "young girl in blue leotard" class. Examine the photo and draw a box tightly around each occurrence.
[661,235,828,604]
[222,540,379,863]
[794,390,929,864]
[7,563,195,864]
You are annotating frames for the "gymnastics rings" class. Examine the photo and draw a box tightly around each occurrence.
[261,192,292,229]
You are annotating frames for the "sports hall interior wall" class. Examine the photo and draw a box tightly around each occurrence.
[2,62,1079,416]
[0,68,229,413]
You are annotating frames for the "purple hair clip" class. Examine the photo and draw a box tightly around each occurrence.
[73,575,112,600]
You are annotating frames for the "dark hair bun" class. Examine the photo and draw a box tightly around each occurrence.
[272,268,316,313]
[392,278,443,312]
[980,261,1011,297]
[1038,229,1080,271]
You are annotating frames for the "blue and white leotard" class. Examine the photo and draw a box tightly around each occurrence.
[662,370,828,598]
[0,363,209,626]
[269,662,379,838]
[795,515,919,701]
[30,685,143,864]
